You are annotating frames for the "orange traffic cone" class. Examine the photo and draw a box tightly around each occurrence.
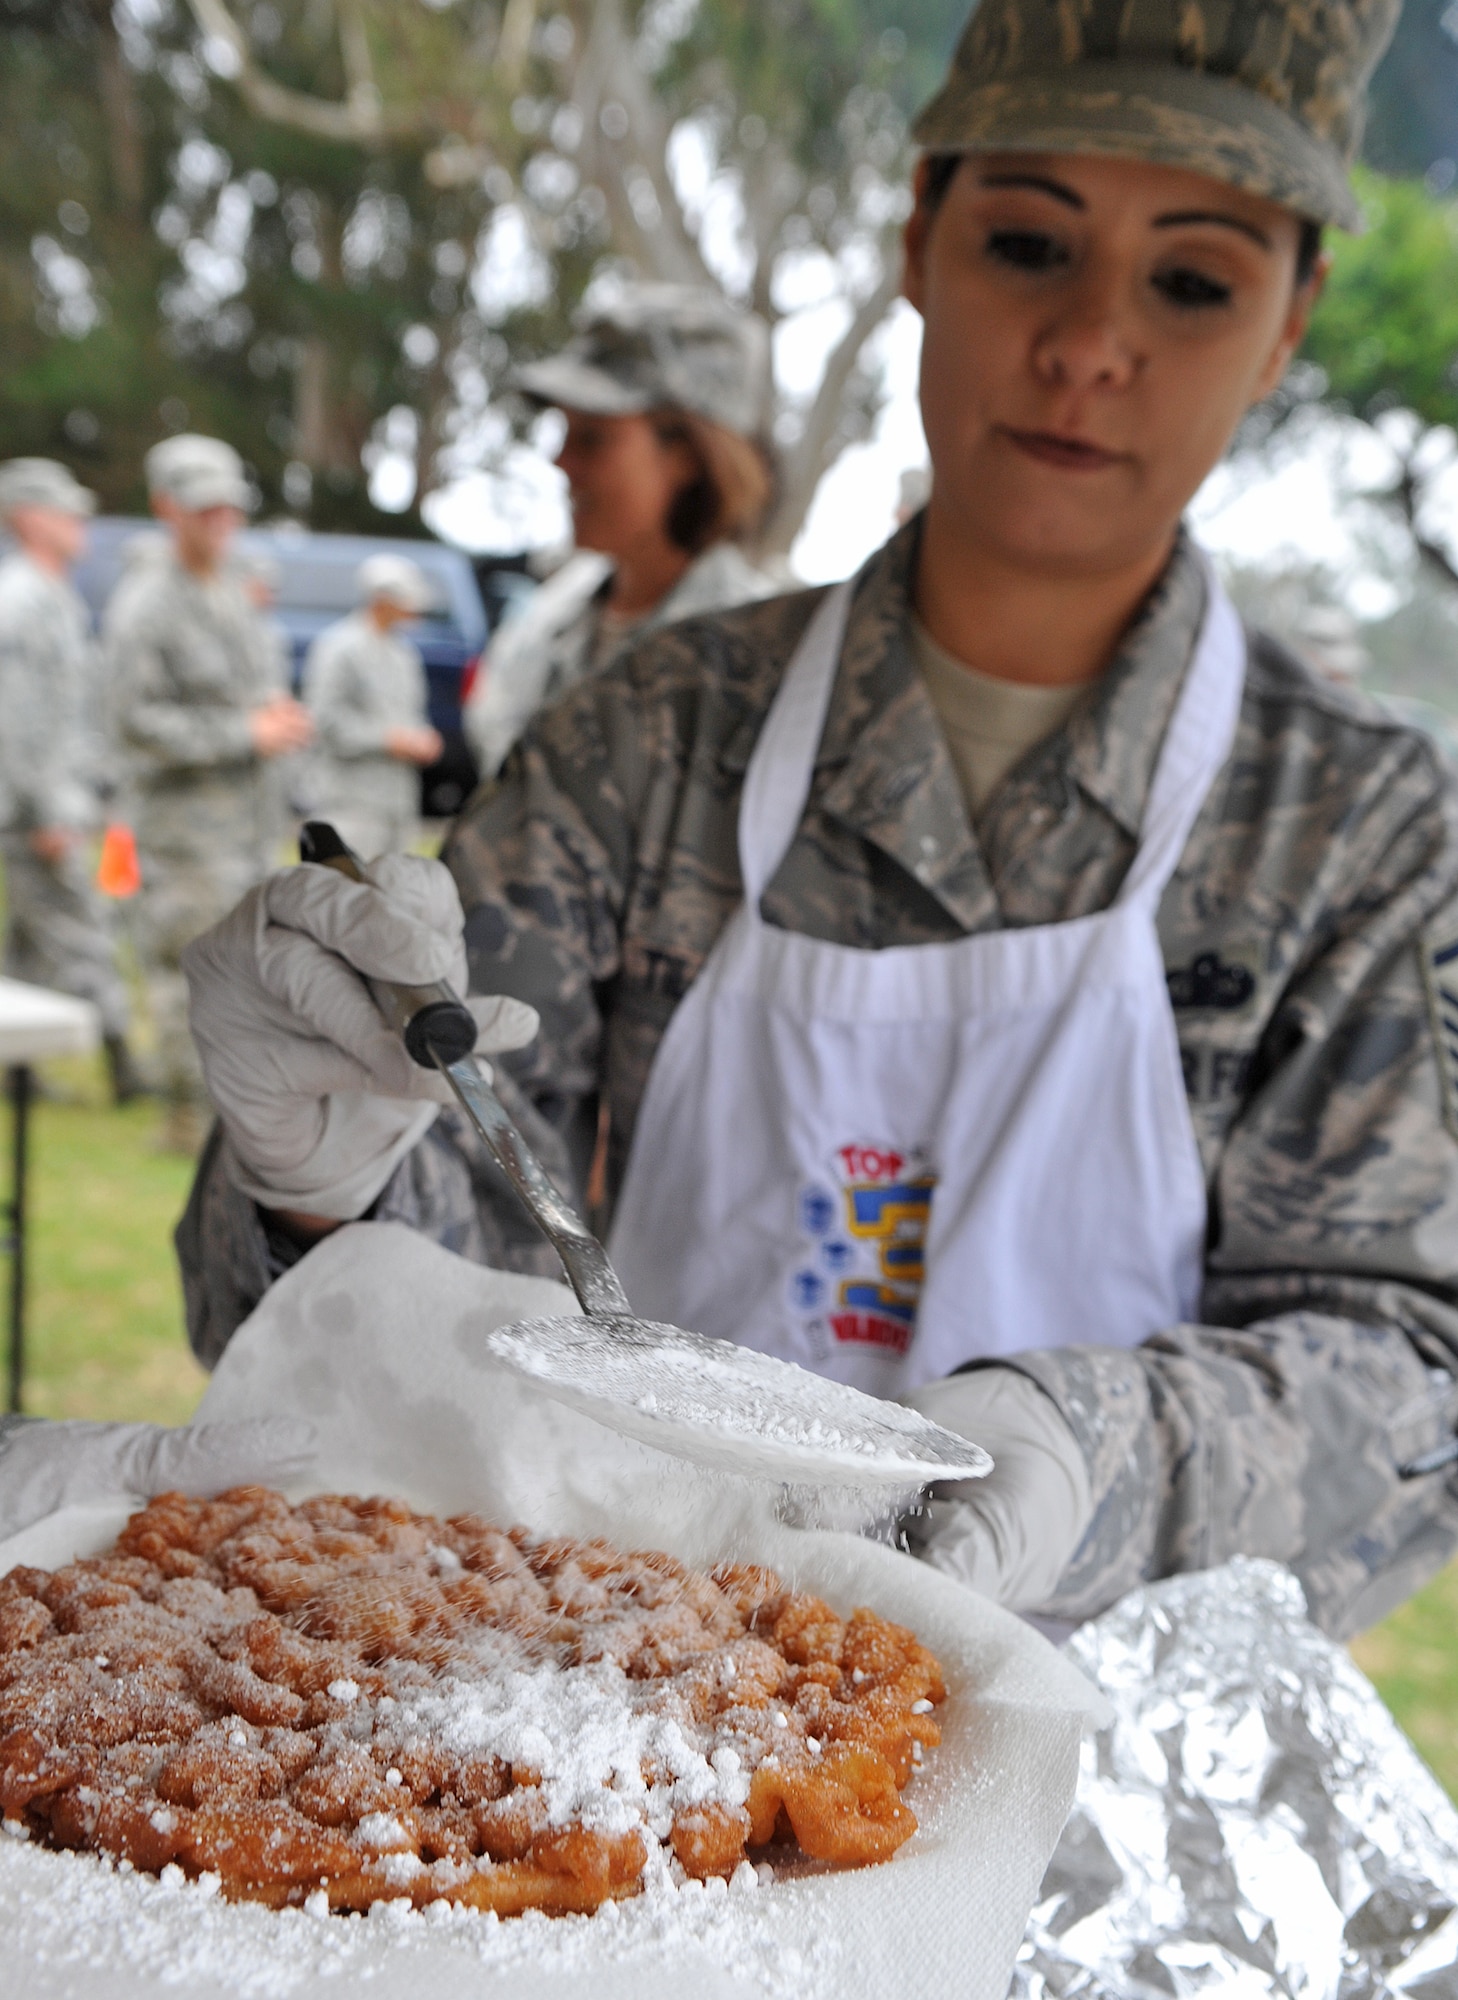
[96,823,141,899]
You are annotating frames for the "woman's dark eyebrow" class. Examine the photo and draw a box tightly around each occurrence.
[1154,209,1272,248]
[974,173,1272,248]
[977,171,1085,209]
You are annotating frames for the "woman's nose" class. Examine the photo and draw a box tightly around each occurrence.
[1031,279,1140,394]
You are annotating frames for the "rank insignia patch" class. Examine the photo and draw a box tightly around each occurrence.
[1423,927,1458,1139]
[1167,951,1256,1011]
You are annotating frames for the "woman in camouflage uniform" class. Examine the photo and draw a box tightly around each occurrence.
[177,0,1458,1642]
[463,282,779,780]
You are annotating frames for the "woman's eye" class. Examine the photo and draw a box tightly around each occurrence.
[1153,266,1233,309]
[986,228,1070,272]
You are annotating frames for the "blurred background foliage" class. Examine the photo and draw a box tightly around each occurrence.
[0,0,969,543]
[1307,174,1458,437]
[1221,138,1458,722]
[5,0,1455,558]
[1297,167,1458,590]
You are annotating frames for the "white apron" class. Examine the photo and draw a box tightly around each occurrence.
[608,566,1247,1396]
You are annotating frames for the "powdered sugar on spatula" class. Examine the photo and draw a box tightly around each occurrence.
[484,1316,992,1487]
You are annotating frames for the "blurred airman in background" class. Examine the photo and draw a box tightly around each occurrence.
[0,458,139,1103]
[302,553,442,862]
[106,434,312,1149]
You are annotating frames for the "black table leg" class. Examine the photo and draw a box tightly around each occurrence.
[5,1063,30,1414]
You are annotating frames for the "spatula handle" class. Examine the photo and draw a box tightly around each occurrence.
[299,821,477,1067]
[297,822,629,1317]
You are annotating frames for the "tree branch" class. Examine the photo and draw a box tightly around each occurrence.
[1388,449,1458,591]
[499,0,539,88]
[336,0,382,119]
[760,244,903,555]
[185,0,424,144]
[569,0,710,287]
[741,145,801,327]
[1416,532,1458,589]
[88,0,145,221]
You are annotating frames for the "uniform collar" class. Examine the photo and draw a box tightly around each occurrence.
[162,544,230,599]
[813,524,996,929]
[1057,531,1208,841]
[730,519,1209,931]
[584,546,764,666]
[652,542,773,627]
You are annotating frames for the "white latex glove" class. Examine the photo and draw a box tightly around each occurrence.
[0,1416,317,1540]
[899,1369,1094,1614]
[183,854,540,1219]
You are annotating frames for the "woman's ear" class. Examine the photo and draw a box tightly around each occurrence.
[903,159,936,316]
[1252,249,1331,403]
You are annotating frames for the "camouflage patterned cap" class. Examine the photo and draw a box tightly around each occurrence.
[357,552,433,611]
[510,283,772,437]
[0,457,96,518]
[912,0,1405,231]
[145,433,253,512]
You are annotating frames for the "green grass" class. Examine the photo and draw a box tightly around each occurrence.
[6,1057,1458,1799]
[16,1055,206,1427]
[1351,1565,1458,1801]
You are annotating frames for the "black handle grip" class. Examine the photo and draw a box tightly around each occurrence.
[298,821,478,1070]
[299,820,353,867]
[398,999,478,1068]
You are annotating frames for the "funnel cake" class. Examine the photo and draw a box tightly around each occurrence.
[0,1488,945,1914]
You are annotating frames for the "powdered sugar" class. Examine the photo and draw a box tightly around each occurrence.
[356,1812,414,1851]
[371,1640,757,1848]
[486,1316,992,1487]
[0,1819,831,1999]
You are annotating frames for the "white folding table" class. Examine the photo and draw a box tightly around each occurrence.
[0,978,100,1412]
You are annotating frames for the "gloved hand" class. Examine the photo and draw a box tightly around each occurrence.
[183,854,540,1219]
[899,1368,1094,1614]
[0,1415,317,1540]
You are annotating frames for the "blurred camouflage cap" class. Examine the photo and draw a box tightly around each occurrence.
[511,283,772,436]
[145,433,253,512]
[358,552,432,611]
[912,0,1405,230]
[0,457,96,518]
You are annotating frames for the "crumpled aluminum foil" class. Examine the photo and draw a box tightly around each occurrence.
[1010,1558,1458,1999]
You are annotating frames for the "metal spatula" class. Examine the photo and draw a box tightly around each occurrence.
[300,824,990,1491]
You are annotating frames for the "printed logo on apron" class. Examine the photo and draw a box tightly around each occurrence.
[793,1146,939,1361]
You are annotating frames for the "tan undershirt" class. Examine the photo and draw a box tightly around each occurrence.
[910,616,1089,822]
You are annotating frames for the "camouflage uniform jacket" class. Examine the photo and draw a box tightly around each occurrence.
[0,552,101,833]
[178,520,1458,1639]
[302,611,429,827]
[464,540,777,779]
[105,548,286,871]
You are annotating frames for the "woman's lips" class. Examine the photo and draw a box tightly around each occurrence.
[999,427,1126,471]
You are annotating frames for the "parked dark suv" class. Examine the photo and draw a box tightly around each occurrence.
[71,521,522,821]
